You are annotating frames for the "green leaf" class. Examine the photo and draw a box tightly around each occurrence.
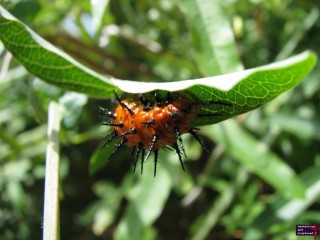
[187,51,316,126]
[267,113,320,141]
[59,92,88,129]
[115,164,172,240]
[244,167,320,240]
[97,50,316,127]
[178,0,243,75]
[91,0,110,36]
[0,6,117,98]
[89,139,129,175]
[190,168,249,240]
[203,119,306,199]
[0,6,317,127]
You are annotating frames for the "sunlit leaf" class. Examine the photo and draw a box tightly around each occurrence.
[0,6,117,98]
[0,6,317,127]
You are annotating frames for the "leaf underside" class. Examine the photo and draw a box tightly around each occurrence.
[0,6,317,127]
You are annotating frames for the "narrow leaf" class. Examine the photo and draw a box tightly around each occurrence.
[91,0,110,36]
[178,0,243,75]
[267,113,320,141]
[115,164,172,240]
[203,119,306,198]
[244,167,320,240]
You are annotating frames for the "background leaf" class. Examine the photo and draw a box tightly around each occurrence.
[203,119,306,199]
[244,167,320,240]
[178,0,243,75]
[115,164,172,240]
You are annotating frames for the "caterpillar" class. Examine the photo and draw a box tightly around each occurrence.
[99,91,232,176]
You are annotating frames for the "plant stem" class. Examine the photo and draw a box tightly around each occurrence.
[43,101,61,240]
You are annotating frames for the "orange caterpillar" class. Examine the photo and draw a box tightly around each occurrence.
[99,91,230,176]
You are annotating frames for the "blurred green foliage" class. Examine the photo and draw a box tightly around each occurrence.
[0,0,319,240]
